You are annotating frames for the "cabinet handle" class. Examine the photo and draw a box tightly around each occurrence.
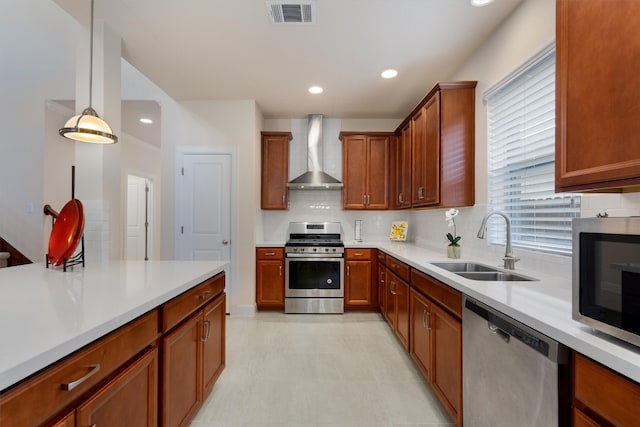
[362,194,366,205]
[282,194,286,205]
[201,320,211,342]
[279,265,283,276]
[61,364,101,391]
[347,265,350,276]
[354,252,363,256]
[265,252,275,256]
[392,263,399,270]
[398,193,403,204]
[426,311,432,330]
[390,281,396,295]
[199,290,212,300]
[367,195,370,205]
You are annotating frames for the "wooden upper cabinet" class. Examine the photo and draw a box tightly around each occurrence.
[556,0,640,192]
[401,81,475,209]
[341,133,391,210]
[412,95,441,207]
[397,123,412,209]
[261,132,291,210]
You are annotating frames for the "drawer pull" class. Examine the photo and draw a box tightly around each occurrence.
[199,290,213,300]
[264,252,276,256]
[354,252,363,256]
[279,265,283,276]
[61,364,101,391]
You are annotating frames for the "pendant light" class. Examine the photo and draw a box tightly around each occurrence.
[59,0,118,144]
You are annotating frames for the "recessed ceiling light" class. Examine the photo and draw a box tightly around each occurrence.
[381,69,398,79]
[308,86,323,94]
[139,118,153,124]
[470,0,494,6]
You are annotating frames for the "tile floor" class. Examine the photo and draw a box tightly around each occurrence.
[191,312,454,427]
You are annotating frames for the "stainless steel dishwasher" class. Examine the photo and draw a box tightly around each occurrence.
[463,297,569,427]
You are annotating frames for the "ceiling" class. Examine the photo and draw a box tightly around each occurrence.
[53,0,523,119]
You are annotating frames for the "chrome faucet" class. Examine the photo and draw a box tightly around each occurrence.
[477,210,520,270]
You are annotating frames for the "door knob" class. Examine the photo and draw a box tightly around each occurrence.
[222,240,229,245]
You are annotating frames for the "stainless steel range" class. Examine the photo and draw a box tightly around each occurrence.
[284,222,344,314]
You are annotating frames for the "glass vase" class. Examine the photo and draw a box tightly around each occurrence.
[447,245,461,259]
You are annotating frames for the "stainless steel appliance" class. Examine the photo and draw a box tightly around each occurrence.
[463,297,569,427]
[573,217,640,346]
[284,222,344,314]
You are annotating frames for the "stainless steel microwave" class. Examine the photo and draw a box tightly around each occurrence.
[573,217,640,347]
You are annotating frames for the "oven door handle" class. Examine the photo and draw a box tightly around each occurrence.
[285,254,344,259]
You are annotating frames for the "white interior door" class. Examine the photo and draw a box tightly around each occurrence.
[126,175,152,260]
[178,154,231,263]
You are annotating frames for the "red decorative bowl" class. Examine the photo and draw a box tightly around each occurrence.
[48,199,85,266]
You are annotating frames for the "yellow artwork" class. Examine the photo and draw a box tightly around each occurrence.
[390,221,408,241]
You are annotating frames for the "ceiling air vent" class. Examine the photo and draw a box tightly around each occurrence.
[266,1,316,24]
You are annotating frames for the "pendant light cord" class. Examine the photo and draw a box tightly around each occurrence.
[89,0,94,108]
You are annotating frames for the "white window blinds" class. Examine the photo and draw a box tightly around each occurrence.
[485,46,580,255]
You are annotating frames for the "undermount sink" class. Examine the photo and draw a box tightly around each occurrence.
[430,262,537,282]
[430,262,499,273]
[456,271,537,282]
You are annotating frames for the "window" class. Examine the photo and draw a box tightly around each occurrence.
[485,45,580,255]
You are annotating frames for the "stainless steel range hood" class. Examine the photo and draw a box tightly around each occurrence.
[288,114,343,190]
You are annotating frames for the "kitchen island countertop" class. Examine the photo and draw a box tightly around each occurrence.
[0,260,229,392]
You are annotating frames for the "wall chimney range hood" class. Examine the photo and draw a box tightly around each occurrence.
[288,114,343,190]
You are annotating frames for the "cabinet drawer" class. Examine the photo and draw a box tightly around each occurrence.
[0,309,159,427]
[377,251,386,266]
[256,248,284,260]
[162,272,225,332]
[573,352,640,426]
[345,248,374,260]
[411,269,461,319]
[387,255,410,282]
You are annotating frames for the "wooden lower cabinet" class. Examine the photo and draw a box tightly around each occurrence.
[431,303,461,425]
[0,273,226,427]
[345,248,376,310]
[256,248,285,310]
[385,269,410,351]
[573,352,640,426]
[77,347,158,427]
[377,258,386,313]
[410,289,432,381]
[162,293,225,427]
[409,269,462,427]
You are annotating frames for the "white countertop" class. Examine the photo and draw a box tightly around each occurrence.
[0,260,229,392]
[262,239,640,382]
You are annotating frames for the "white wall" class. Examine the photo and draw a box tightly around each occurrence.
[163,100,262,315]
[0,0,77,261]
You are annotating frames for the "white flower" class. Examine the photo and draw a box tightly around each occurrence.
[445,208,459,227]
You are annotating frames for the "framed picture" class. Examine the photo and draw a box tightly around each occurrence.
[390,221,408,241]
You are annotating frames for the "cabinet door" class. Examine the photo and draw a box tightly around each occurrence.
[256,260,284,309]
[202,293,225,399]
[395,279,410,352]
[261,133,290,210]
[411,107,426,206]
[556,0,640,191]
[345,260,373,309]
[367,136,390,209]
[398,123,412,208]
[422,94,440,206]
[378,263,386,312]
[77,348,158,427]
[431,303,462,426]
[342,134,368,209]
[410,289,432,382]
[162,314,202,427]
[384,268,397,326]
